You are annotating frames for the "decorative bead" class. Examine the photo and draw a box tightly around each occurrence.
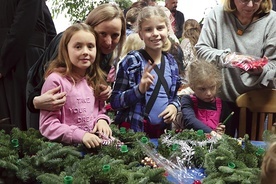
[237,29,243,36]
[193,180,202,184]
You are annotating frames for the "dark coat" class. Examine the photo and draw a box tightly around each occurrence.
[173,10,185,39]
[0,0,56,131]
[273,0,276,11]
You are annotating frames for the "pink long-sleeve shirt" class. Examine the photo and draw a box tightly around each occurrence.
[39,72,110,144]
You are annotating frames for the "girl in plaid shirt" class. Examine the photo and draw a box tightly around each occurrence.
[110,6,181,138]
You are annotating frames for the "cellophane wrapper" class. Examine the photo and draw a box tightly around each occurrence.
[226,52,268,71]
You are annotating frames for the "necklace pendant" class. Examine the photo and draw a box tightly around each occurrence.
[237,29,243,36]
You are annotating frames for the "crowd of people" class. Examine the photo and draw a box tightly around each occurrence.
[1,0,276,180]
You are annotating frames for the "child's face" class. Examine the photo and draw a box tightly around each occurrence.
[192,81,217,102]
[67,30,96,76]
[139,16,168,51]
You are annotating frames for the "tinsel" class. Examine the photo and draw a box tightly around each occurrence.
[159,130,219,168]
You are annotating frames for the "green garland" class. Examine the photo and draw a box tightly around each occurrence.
[0,125,170,184]
[157,130,265,183]
[0,125,266,184]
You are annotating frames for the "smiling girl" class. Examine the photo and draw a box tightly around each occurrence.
[39,23,111,148]
[110,6,181,138]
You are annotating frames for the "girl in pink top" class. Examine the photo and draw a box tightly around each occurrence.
[40,23,111,148]
[180,61,231,138]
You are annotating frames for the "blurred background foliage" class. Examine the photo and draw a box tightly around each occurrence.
[49,0,133,23]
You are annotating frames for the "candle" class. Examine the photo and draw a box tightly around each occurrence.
[222,111,234,125]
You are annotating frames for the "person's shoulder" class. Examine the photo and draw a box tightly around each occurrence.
[42,72,65,90]
[267,10,276,21]
[204,5,226,21]
[120,50,143,67]
[124,50,142,60]
[163,51,178,64]
[180,94,193,103]
[181,38,190,43]
[208,5,224,16]
[270,10,276,15]
[180,38,190,48]
[163,51,173,59]
[176,10,184,16]
[45,72,64,81]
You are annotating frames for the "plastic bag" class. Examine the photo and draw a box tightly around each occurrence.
[225,52,268,71]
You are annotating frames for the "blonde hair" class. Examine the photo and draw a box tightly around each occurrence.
[261,140,276,184]
[85,3,126,65]
[121,33,144,58]
[126,7,141,26]
[136,6,171,52]
[188,60,222,91]
[45,23,107,96]
[182,19,201,47]
[223,0,272,14]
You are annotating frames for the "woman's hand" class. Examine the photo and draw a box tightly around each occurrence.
[225,53,255,64]
[91,119,112,137]
[139,61,155,94]
[82,132,102,148]
[34,86,66,111]
[159,104,177,123]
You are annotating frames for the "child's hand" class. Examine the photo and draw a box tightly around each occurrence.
[139,61,155,94]
[82,132,102,148]
[216,123,226,135]
[91,119,112,137]
[158,104,177,123]
[210,130,222,139]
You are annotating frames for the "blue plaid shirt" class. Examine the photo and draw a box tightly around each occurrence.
[110,50,181,132]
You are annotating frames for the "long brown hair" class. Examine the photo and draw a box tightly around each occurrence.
[182,19,201,47]
[45,23,107,96]
[85,4,126,65]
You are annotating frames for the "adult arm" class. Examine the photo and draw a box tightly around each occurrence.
[26,32,62,112]
[195,8,231,66]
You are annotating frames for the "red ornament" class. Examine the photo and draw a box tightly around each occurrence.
[175,129,183,133]
[193,180,202,184]
[205,134,212,139]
